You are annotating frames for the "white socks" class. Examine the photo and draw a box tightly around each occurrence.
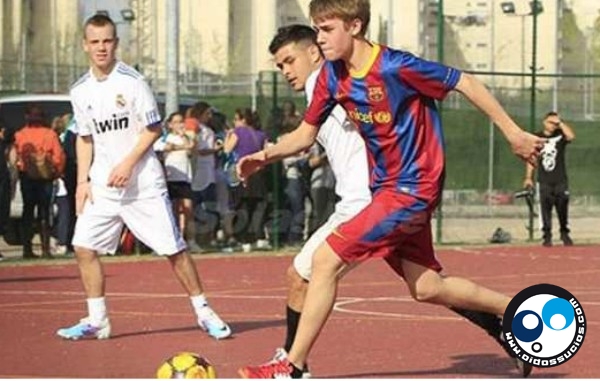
[87,297,107,326]
[190,294,214,319]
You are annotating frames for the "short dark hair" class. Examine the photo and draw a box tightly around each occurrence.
[190,101,211,119]
[25,103,47,125]
[83,14,117,38]
[545,111,558,118]
[269,24,317,55]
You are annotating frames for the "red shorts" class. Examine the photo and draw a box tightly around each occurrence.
[325,189,442,277]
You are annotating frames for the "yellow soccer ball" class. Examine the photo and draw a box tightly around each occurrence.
[156,352,217,379]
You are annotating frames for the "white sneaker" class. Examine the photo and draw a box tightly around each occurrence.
[197,307,232,340]
[255,239,272,250]
[56,317,111,340]
[52,245,68,255]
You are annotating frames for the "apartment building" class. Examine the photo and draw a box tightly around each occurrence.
[0,0,596,93]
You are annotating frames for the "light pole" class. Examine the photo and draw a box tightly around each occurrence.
[500,1,544,133]
[500,1,543,241]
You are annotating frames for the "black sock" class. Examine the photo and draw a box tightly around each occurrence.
[450,307,501,337]
[284,306,301,352]
[289,363,303,378]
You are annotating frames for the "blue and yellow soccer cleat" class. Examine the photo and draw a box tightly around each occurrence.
[197,308,232,340]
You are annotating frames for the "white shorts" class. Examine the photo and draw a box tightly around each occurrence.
[294,212,354,280]
[72,192,187,256]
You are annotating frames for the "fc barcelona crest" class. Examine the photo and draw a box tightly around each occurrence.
[367,86,385,102]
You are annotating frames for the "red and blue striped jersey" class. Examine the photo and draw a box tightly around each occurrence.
[304,44,461,203]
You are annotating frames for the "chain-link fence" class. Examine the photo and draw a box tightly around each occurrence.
[254,69,600,245]
[2,62,598,246]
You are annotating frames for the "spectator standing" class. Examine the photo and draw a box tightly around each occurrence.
[224,108,269,250]
[523,111,575,246]
[51,114,77,255]
[190,102,222,249]
[11,104,65,258]
[161,112,198,252]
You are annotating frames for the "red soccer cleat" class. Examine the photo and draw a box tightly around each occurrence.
[238,358,300,379]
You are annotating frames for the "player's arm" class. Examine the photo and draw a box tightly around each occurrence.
[558,118,575,141]
[107,123,162,188]
[237,121,318,182]
[108,78,163,188]
[70,96,95,213]
[523,162,535,189]
[75,135,94,213]
[454,72,545,166]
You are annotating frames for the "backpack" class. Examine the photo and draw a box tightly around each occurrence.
[20,131,63,181]
[489,227,512,244]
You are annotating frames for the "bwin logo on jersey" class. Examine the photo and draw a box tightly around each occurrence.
[503,284,585,368]
[93,114,129,134]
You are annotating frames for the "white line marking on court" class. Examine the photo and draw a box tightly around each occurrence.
[334,296,463,321]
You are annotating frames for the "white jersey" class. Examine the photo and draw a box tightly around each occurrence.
[70,61,166,200]
[163,133,193,183]
[305,67,371,217]
[191,123,216,191]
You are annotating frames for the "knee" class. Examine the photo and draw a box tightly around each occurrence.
[409,280,443,303]
[311,246,343,278]
[286,265,307,291]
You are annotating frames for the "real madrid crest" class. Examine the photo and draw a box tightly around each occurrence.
[116,94,126,108]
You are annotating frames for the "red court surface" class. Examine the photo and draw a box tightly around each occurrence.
[0,245,599,378]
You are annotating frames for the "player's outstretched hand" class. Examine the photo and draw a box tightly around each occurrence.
[509,130,546,167]
[237,150,267,185]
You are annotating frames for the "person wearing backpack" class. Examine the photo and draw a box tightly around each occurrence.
[10,104,65,258]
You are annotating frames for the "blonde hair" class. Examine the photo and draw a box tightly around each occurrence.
[309,0,370,36]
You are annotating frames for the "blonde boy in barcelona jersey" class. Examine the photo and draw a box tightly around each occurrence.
[238,0,545,377]
[264,24,534,378]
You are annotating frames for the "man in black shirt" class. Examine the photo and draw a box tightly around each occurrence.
[523,111,575,247]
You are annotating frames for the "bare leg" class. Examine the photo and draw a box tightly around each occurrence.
[401,259,510,316]
[287,265,308,311]
[287,242,347,369]
[167,250,204,296]
[74,246,105,297]
[182,198,194,241]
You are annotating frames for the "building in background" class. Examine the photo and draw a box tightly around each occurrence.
[0,0,598,99]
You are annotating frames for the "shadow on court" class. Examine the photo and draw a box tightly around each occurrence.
[229,318,285,334]
[329,353,567,378]
[110,318,285,340]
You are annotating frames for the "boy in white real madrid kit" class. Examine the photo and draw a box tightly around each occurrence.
[262,24,531,378]
[56,14,231,341]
